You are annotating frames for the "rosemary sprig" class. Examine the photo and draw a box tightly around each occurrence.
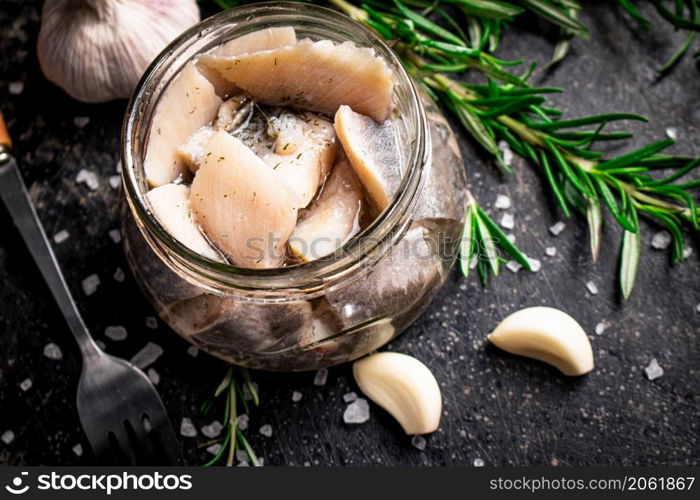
[201,365,261,466]
[330,0,700,299]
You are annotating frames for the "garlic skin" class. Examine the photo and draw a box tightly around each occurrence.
[353,352,442,435]
[38,0,200,103]
[488,306,594,376]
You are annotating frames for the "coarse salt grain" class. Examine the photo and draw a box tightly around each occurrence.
[292,391,302,402]
[595,322,607,335]
[206,444,222,456]
[644,358,664,381]
[146,316,158,329]
[498,140,514,166]
[411,435,426,451]
[147,368,160,385]
[187,346,199,357]
[43,342,63,360]
[130,342,163,369]
[473,458,485,467]
[343,392,358,403]
[506,234,516,244]
[494,194,512,210]
[108,175,121,189]
[108,229,122,244]
[9,81,24,95]
[73,116,90,128]
[19,378,32,392]
[343,398,370,424]
[237,414,249,431]
[586,281,599,295]
[506,260,522,273]
[202,421,223,439]
[545,246,557,257]
[105,325,127,341]
[72,443,83,457]
[313,368,328,386]
[53,230,70,244]
[113,268,125,282]
[500,213,515,230]
[527,257,542,272]
[76,169,99,190]
[2,430,15,444]
[259,424,273,437]
[665,127,678,140]
[82,274,100,295]
[651,231,672,250]
[180,418,197,438]
[549,221,566,236]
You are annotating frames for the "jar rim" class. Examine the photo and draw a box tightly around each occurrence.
[121,1,429,297]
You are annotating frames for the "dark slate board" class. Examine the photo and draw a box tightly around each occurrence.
[0,1,698,466]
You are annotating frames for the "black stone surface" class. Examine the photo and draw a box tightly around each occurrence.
[0,1,698,466]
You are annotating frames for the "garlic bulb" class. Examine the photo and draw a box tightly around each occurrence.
[37,0,200,103]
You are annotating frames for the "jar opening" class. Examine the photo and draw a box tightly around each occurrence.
[122,2,429,298]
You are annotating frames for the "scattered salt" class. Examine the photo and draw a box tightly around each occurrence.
[105,325,127,341]
[146,316,158,329]
[586,281,599,295]
[343,398,370,424]
[206,444,222,456]
[494,194,512,210]
[236,450,248,462]
[53,230,69,244]
[108,229,122,244]
[19,378,32,392]
[112,268,125,282]
[72,443,83,457]
[595,322,607,335]
[43,342,63,360]
[180,418,197,438]
[644,358,664,381]
[683,246,693,259]
[411,435,426,451]
[527,257,542,272]
[73,116,90,128]
[500,213,515,230]
[313,368,328,386]
[545,246,557,257]
[549,221,566,236]
[147,368,160,385]
[143,418,153,432]
[187,346,199,357]
[506,234,516,244]
[343,392,358,403]
[202,420,223,439]
[506,260,522,273]
[130,342,163,369]
[292,391,303,403]
[498,140,514,166]
[108,175,121,189]
[259,424,273,437]
[95,340,106,351]
[8,81,24,95]
[2,430,15,444]
[237,461,249,467]
[82,274,100,295]
[473,458,485,467]
[651,231,672,250]
[237,414,249,431]
[665,127,678,140]
[115,161,122,173]
[76,169,99,190]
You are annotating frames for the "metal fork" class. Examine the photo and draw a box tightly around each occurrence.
[0,112,180,465]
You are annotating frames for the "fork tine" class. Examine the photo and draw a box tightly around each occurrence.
[146,412,181,465]
[108,425,139,466]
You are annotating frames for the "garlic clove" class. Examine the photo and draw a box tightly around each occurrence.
[488,306,594,376]
[38,0,200,103]
[145,62,222,187]
[353,352,442,435]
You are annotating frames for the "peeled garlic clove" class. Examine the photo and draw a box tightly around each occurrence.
[38,0,200,103]
[488,306,594,376]
[353,352,442,435]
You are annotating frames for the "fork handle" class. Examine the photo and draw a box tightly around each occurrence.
[0,113,100,360]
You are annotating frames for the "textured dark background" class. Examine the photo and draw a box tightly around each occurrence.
[0,1,698,466]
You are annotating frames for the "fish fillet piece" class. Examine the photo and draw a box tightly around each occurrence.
[189,130,298,268]
[197,27,297,98]
[145,62,223,187]
[334,105,401,213]
[146,183,223,262]
[289,159,362,262]
[263,113,337,209]
[200,38,395,122]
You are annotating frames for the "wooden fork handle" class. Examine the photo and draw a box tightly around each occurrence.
[0,111,11,149]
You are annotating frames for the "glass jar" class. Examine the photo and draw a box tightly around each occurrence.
[121,2,468,371]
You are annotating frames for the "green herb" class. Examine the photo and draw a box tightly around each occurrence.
[201,366,261,467]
